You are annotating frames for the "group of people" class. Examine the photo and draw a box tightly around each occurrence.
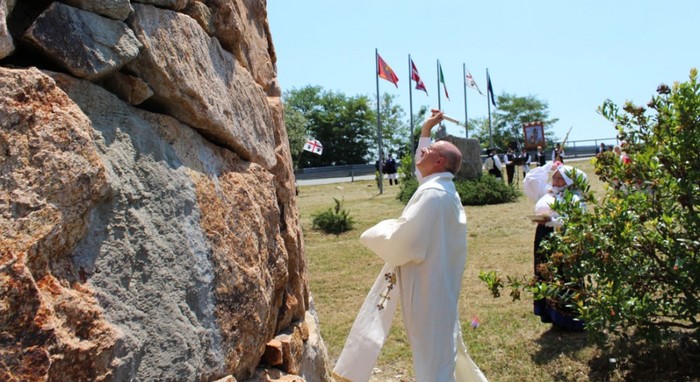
[485,144,564,186]
[333,110,589,381]
[597,142,631,164]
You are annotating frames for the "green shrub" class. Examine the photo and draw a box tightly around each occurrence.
[399,152,415,182]
[397,177,419,204]
[455,175,519,205]
[485,69,700,344]
[397,174,519,206]
[311,198,355,235]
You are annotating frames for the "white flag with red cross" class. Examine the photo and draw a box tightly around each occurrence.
[303,138,323,155]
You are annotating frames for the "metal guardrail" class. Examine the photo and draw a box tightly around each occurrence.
[294,163,376,180]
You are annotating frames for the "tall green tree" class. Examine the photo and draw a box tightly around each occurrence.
[472,93,558,150]
[283,86,375,168]
[376,93,410,159]
[284,103,308,169]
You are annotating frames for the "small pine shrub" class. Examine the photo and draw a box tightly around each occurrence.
[311,198,354,235]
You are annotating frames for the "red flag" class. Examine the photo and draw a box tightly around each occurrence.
[377,53,399,88]
[411,59,428,95]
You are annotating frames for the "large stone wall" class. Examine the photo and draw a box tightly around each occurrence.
[0,1,330,381]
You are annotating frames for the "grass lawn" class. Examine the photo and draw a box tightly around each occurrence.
[296,160,698,382]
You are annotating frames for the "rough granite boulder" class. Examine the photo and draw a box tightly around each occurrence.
[207,0,278,96]
[0,0,15,59]
[126,4,277,169]
[0,66,119,382]
[0,1,330,380]
[22,2,142,81]
[442,135,483,180]
[61,0,133,20]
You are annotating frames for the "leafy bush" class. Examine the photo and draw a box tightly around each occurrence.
[455,175,519,205]
[312,198,355,235]
[486,69,700,344]
[397,177,419,204]
[397,174,519,206]
[399,152,415,182]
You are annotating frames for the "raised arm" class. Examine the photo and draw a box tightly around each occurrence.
[415,109,444,181]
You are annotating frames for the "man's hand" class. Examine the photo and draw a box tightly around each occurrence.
[421,109,444,137]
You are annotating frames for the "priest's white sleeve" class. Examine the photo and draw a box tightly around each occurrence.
[360,189,441,266]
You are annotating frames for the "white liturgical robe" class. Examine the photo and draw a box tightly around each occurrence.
[333,168,488,382]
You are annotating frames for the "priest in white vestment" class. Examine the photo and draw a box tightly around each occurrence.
[333,110,488,382]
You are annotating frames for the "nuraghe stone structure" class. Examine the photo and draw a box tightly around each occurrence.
[0,1,331,381]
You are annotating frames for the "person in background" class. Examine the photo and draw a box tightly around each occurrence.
[536,145,546,166]
[551,143,565,163]
[519,147,531,179]
[613,145,631,164]
[504,148,516,185]
[524,161,587,331]
[595,142,606,157]
[383,153,399,185]
[333,109,488,382]
[484,147,503,179]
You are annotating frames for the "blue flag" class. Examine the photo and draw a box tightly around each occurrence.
[487,72,496,107]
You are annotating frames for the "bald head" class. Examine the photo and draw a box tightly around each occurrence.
[416,140,463,177]
[440,142,463,175]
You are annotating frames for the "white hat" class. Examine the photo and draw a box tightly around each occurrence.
[555,164,586,186]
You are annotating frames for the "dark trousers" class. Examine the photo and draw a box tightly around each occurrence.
[506,164,515,185]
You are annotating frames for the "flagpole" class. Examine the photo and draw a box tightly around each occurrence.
[375,48,384,194]
[408,54,415,172]
[487,68,493,148]
[463,63,468,138]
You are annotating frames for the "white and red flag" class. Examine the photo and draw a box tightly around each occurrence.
[303,138,323,155]
[411,59,428,95]
[465,69,484,96]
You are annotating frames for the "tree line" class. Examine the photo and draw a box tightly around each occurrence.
[283,85,558,169]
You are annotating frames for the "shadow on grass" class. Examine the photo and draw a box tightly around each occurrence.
[532,325,588,364]
[588,334,700,382]
[532,326,700,381]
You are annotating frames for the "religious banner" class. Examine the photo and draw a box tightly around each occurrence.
[523,121,545,149]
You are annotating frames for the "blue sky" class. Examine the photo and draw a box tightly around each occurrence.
[268,1,698,145]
